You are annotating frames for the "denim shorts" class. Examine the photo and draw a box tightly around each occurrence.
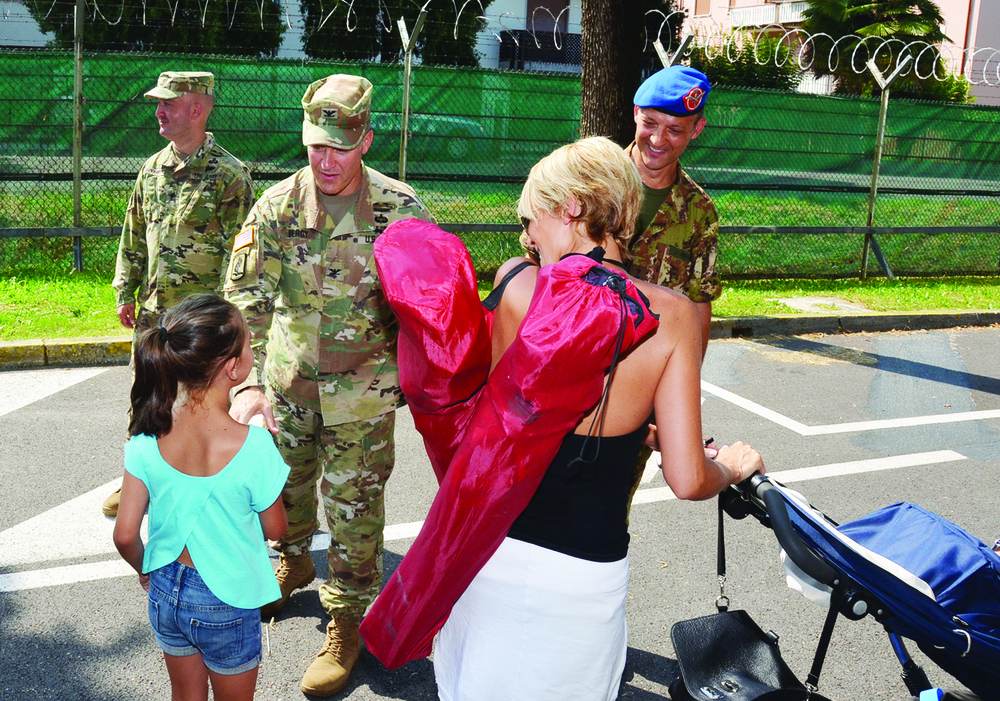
[147,561,261,675]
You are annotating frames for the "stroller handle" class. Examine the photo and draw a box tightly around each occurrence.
[745,474,840,587]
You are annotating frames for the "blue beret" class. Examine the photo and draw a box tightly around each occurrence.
[634,66,711,116]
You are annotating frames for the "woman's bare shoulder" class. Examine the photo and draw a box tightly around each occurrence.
[494,256,539,286]
[631,278,700,331]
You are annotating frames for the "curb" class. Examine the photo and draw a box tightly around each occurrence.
[709,310,1000,340]
[0,336,132,370]
[1,312,998,371]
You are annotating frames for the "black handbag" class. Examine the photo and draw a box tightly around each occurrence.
[669,609,814,701]
[668,497,833,701]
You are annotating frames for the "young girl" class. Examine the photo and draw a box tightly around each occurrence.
[113,294,289,701]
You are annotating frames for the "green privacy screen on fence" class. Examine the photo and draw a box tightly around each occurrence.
[3,49,1000,279]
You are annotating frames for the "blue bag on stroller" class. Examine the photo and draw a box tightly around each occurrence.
[725,476,1000,701]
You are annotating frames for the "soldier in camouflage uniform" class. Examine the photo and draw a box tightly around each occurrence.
[224,74,433,698]
[626,66,722,505]
[627,65,720,356]
[104,71,254,517]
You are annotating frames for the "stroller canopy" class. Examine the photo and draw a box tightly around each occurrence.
[768,482,1000,700]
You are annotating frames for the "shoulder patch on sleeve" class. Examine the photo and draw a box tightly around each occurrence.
[229,249,248,282]
[234,226,256,252]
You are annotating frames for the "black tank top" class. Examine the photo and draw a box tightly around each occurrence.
[507,424,646,563]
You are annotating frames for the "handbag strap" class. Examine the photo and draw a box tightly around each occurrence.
[716,491,838,694]
[715,496,729,612]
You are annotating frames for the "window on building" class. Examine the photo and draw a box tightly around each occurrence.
[527,0,570,33]
[694,0,711,15]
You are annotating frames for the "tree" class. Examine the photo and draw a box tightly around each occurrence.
[800,0,969,102]
[580,0,679,146]
[28,0,285,56]
[300,0,493,65]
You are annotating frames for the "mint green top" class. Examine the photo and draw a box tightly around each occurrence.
[125,426,290,609]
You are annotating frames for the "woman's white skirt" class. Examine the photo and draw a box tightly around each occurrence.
[433,536,629,701]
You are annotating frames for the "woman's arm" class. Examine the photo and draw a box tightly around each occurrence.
[653,297,764,500]
[113,470,151,590]
[259,496,288,542]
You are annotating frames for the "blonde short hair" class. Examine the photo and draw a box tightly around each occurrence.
[517,136,643,254]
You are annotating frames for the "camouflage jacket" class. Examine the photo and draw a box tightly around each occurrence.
[625,147,722,303]
[224,165,434,426]
[112,132,255,317]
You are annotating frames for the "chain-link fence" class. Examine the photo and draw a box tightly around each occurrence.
[3,49,1000,280]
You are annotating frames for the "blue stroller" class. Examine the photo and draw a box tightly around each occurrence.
[719,475,1000,701]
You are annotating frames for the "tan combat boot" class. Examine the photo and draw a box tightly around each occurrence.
[102,487,121,517]
[260,552,316,620]
[300,616,362,697]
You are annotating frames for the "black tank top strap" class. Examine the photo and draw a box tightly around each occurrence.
[482,260,538,311]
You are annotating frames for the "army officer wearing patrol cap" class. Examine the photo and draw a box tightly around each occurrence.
[224,74,433,698]
[104,70,254,517]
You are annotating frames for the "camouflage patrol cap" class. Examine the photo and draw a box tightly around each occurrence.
[301,74,372,150]
[144,71,215,100]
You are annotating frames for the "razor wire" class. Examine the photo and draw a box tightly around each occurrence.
[658,14,1000,87]
[8,0,998,88]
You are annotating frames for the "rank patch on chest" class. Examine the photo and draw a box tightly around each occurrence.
[234,226,256,251]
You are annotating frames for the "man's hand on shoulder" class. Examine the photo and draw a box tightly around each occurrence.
[229,386,279,435]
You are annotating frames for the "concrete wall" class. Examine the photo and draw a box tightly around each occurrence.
[0,1,53,48]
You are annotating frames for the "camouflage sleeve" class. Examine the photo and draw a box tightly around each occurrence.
[418,201,435,224]
[215,164,255,293]
[684,201,722,303]
[224,197,279,384]
[111,171,147,308]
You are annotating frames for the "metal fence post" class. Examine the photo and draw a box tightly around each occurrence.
[655,33,692,68]
[396,6,427,182]
[72,0,85,272]
[861,55,912,281]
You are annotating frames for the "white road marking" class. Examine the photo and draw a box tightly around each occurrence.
[0,366,109,418]
[0,449,967,593]
[701,380,1000,435]
[630,449,965,504]
[640,451,661,484]
[1,479,131,567]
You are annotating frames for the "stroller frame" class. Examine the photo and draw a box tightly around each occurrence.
[720,474,997,700]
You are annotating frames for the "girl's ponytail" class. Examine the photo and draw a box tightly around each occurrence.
[127,294,247,437]
[128,324,179,436]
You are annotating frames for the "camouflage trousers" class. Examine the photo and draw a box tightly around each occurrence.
[626,444,652,526]
[267,388,395,620]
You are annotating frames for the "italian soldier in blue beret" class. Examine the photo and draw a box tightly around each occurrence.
[627,65,719,355]
[625,65,721,509]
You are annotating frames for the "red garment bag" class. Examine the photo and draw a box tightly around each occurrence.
[363,219,658,669]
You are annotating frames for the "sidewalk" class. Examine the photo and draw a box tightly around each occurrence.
[3,310,999,370]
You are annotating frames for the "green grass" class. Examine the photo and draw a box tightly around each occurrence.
[712,277,1000,316]
[0,272,125,341]
[7,187,1000,280]
[3,185,1000,341]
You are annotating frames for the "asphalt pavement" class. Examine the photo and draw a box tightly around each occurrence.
[3,309,1000,370]
[2,316,999,701]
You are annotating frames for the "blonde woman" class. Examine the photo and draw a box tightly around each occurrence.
[430,137,765,701]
